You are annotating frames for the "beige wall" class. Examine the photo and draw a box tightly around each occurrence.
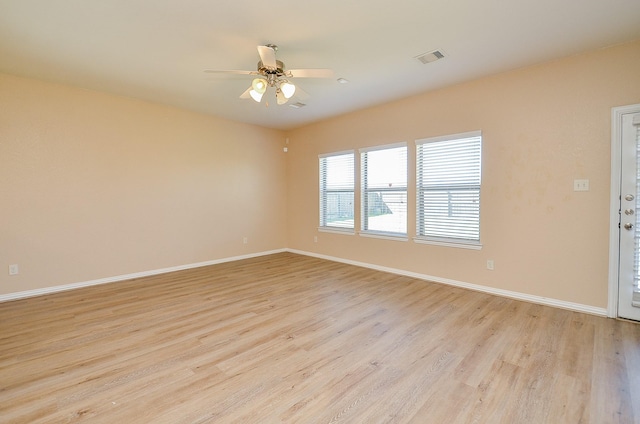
[286,41,640,309]
[2,41,639,309]
[0,73,287,295]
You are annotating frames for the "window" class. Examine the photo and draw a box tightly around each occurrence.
[416,131,482,246]
[319,151,355,230]
[361,143,407,236]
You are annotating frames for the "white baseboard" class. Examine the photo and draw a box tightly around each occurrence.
[1,247,609,317]
[287,249,608,317]
[0,249,287,303]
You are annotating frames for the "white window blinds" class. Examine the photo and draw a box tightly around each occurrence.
[416,132,482,243]
[319,152,355,230]
[361,144,407,235]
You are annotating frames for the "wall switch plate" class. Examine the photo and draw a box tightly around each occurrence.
[574,179,590,191]
[486,260,494,270]
[9,264,19,275]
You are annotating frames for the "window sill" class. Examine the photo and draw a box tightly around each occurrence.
[413,237,482,250]
[360,231,408,242]
[318,227,355,235]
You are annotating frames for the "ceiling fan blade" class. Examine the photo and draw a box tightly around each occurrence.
[239,87,252,99]
[293,85,310,100]
[204,69,258,75]
[257,45,277,69]
[287,68,334,78]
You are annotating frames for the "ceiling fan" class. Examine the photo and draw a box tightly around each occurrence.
[204,44,334,106]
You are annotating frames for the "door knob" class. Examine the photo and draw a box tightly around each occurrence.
[625,209,635,215]
[625,194,635,201]
[624,223,634,230]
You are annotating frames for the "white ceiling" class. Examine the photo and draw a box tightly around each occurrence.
[1,1,639,130]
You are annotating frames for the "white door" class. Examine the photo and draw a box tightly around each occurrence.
[614,105,640,321]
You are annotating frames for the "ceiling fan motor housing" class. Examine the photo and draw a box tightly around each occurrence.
[258,60,285,75]
[257,60,288,87]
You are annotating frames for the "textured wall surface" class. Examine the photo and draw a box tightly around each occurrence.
[2,41,640,309]
[286,41,640,309]
[0,74,287,294]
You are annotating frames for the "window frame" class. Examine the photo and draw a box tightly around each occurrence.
[415,131,482,250]
[318,150,356,234]
[360,142,408,239]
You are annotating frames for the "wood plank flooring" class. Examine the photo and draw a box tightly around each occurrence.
[1,252,639,423]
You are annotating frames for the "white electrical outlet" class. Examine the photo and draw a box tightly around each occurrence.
[243,237,248,244]
[9,264,19,275]
[486,260,494,270]
[314,236,318,243]
[573,179,590,191]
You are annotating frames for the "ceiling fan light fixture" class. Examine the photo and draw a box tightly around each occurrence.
[249,89,264,102]
[252,78,267,94]
[276,88,289,105]
[280,82,296,99]
[210,45,333,107]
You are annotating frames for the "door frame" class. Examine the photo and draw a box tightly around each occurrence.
[608,103,640,318]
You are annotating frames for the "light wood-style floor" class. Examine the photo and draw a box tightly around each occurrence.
[1,252,639,423]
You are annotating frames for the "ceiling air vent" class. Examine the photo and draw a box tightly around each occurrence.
[289,102,306,109]
[415,49,446,64]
